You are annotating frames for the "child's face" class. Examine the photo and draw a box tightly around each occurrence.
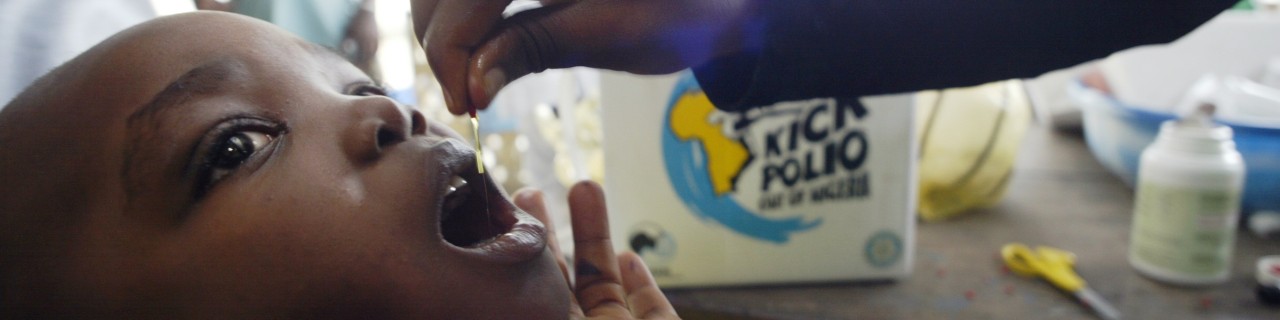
[3,12,567,317]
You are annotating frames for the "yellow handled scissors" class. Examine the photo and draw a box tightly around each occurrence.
[1001,243,1121,320]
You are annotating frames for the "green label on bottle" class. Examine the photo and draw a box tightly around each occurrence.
[1131,183,1240,277]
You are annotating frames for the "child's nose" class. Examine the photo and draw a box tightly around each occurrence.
[342,96,426,163]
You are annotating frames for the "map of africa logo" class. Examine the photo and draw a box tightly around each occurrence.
[661,75,823,243]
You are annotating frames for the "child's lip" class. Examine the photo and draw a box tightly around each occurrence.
[429,138,547,264]
[458,212,547,264]
[441,173,548,264]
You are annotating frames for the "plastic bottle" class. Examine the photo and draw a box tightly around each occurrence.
[1129,104,1246,285]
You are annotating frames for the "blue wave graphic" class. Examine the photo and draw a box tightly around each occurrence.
[661,74,821,244]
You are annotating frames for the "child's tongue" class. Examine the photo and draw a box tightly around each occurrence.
[439,174,504,247]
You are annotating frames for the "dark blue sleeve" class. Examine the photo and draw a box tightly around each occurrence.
[693,0,1239,111]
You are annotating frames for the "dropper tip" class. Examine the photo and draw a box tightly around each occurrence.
[1179,103,1218,127]
[1196,103,1216,117]
[469,111,485,174]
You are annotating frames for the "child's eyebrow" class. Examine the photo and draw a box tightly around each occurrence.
[120,59,245,201]
[126,59,243,126]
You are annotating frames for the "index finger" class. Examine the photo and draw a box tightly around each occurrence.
[567,181,630,318]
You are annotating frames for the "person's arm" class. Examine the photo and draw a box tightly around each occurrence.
[693,0,1239,111]
[342,0,379,73]
[413,0,1237,115]
[194,0,233,11]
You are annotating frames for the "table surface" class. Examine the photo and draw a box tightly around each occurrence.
[663,124,1280,320]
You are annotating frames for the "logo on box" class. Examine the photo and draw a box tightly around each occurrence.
[661,76,877,244]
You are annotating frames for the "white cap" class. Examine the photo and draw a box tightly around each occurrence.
[1259,255,1280,286]
[1250,211,1280,237]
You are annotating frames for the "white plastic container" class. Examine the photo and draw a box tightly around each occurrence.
[1129,105,1246,285]
[1100,10,1280,110]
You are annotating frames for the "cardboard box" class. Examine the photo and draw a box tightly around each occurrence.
[600,71,917,287]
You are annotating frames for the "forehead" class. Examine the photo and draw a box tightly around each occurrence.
[111,13,363,191]
[0,12,357,209]
[58,11,360,145]
[88,12,341,105]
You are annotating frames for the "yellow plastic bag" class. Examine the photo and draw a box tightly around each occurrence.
[915,80,1032,221]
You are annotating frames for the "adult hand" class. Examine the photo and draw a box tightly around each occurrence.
[513,181,680,319]
[342,0,379,73]
[410,0,757,115]
[410,0,527,115]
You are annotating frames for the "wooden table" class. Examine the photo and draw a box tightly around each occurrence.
[663,124,1280,320]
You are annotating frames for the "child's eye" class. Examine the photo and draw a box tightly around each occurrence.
[211,131,272,170]
[347,83,388,97]
[194,119,281,199]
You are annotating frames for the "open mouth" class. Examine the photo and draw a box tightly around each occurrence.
[438,168,515,248]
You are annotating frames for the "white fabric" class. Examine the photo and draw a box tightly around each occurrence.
[0,0,155,107]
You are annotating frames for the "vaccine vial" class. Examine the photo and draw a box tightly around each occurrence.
[1129,104,1246,285]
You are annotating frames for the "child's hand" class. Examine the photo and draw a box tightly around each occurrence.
[514,181,680,320]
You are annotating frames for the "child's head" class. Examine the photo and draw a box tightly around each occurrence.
[0,11,566,317]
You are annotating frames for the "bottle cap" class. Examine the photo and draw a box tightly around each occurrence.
[1250,211,1280,238]
[1259,256,1280,285]
[1259,255,1280,306]
[1158,103,1234,151]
